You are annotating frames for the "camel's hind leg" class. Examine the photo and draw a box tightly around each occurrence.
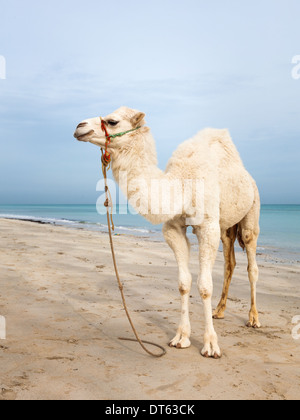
[163,221,192,349]
[239,188,261,328]
[213,225,237,320]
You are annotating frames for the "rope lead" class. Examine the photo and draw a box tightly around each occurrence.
[100,144,166,358]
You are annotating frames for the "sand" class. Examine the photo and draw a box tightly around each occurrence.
[0,218,299,400]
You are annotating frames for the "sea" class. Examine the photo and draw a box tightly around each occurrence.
[0,204,299,264]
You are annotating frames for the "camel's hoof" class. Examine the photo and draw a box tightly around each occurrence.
[169,337,191,349]
[213,313,225,320]
[213,352,221,359]
[246,321,261,329]
[201,351,222,359]
[213,306,225,320]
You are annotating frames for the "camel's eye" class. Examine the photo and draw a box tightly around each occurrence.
[107,120,119,127]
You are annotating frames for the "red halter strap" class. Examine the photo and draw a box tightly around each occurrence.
[100,118,112,167]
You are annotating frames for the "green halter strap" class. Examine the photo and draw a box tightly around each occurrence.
[108,126,141,139]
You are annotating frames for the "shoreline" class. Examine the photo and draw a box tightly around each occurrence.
[1,216,299,266]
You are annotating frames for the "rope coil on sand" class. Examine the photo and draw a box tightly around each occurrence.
[100,127,166,358]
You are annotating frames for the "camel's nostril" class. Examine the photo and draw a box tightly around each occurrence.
[77,122,88,129]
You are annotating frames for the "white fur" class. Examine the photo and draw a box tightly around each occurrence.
[74,107,261,358]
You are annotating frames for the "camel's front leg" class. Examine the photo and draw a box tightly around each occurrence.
[163,222,192,349]
[195,223,222,359]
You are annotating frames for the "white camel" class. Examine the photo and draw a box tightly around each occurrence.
[74,107,261,359]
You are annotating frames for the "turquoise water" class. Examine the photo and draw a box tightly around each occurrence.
[0,204,157,235]
[259,205,300,254]
[0,204,299,261]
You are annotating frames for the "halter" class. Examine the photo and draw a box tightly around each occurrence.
[100,117,141,167]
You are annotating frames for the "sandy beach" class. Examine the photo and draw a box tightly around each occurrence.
[0,218,299,400]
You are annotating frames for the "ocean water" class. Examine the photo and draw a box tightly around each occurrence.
[258,205,300,261]
[0,204,299,262]
[0,204,158,235]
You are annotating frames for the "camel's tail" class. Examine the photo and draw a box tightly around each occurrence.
[225,225,244,251]
[236,225,245,251]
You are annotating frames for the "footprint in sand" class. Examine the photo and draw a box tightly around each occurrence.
[76,257,90,263]
[0,388,16,400]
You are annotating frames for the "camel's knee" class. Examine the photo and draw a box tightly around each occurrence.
[242,229,254,245]
[248,264,259,279]
[198,271,213,300]
[198,280,213,300]
[179,272,192,296]
[179,284,190,296]
[231,261,237,274]
[199,288,212,300]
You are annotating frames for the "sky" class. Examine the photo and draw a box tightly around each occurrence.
[0,0,299,204]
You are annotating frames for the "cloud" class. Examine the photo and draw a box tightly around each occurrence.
[0,64,259,127]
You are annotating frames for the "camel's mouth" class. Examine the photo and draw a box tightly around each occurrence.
[74,130,95,141]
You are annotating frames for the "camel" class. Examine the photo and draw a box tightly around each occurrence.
[74,107,261,359]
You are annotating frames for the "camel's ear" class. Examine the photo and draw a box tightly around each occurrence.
[131,112,145,128]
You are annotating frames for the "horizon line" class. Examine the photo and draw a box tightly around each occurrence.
[0,203,299,206]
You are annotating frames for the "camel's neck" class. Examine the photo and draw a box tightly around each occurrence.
[112,128,163,180]
[111,128,172,225]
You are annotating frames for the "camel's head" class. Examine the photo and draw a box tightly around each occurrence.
[74,107,146,151]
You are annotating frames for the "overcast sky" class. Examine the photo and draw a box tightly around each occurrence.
[0,0,299,204]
